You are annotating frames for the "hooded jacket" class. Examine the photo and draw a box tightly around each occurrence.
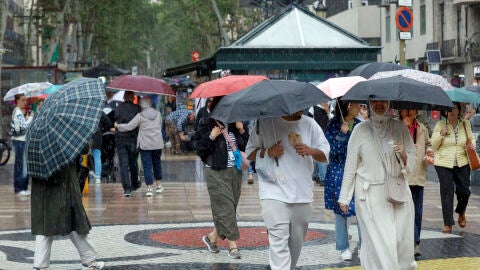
[116,107,164,150]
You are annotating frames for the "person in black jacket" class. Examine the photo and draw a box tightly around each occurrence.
[91,111,112,184]
[113,91,141,197]
[192,97,249,259]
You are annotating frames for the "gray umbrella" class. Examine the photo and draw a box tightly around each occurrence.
[341,76,453,111]
[348,62,410,79]
[210,80,331,123]
[26,78,106,179]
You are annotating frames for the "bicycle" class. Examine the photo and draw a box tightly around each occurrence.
[0,139,11,166]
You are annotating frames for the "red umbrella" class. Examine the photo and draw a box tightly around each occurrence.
[189,75,268,98]
[106,75,175,96]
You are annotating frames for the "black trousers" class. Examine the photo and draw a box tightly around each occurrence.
[434,165,471,226]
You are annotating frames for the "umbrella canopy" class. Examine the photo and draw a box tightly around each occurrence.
[315,76,366,99]
[83,63,130,78]
[26,78,106,179]
[189,75,268,98]
[445,87,480,105]
[465,85,480,93]
[341,76,453,111]
[4,82,53,101]
[210,80,331,123]
[348,62,410,78]
[106,75,175,96]
[369,69,453,90]
[44,84,63,95]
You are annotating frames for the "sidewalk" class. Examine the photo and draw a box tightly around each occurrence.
[0,152,479,269]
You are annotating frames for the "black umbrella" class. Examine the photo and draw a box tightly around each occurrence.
[348,62,410,79]
[341,76,453,111]
[210,80,331,123]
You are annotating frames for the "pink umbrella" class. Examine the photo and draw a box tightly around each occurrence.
[106,75,175,96]
[189,75,268,98]
[315,76,366,99]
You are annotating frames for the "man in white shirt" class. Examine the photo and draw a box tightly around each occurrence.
[246,111,330,270]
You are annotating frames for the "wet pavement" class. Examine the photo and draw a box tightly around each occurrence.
[1,151,480,269]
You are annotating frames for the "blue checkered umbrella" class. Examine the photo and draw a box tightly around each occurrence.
[26,78,106,179]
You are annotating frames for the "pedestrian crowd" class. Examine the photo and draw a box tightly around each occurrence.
[9,77,476,270]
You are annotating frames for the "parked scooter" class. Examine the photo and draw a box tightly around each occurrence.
[0,139,11,166]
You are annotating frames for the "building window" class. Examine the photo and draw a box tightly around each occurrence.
[420,5,426,35]
[386,15,391,43]
[348,0,368,8]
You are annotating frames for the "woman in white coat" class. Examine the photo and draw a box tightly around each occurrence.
[338,100,417,270]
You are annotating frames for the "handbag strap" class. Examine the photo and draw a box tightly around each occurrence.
[368,122,405,172]
[215,120,237,151]
[463,120,471,144]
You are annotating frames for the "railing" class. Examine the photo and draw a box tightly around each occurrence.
[426,42,439,50]
[441,39,457,58]
[453,0,480,5]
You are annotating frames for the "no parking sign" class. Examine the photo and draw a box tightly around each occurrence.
[395,7,413,32]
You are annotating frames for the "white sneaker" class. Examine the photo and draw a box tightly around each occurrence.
[82,261,104,269]
[95,178,101,184]
[17,190,31,196]
[340,249,352,261]
[156,185,164,193]
[146,188,153,197]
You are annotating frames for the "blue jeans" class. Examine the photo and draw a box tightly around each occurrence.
[116,138,139,192]
[92,148,102,178]
[12,140,28,193]
[312,161,326,181]
[335,213,362,251]
[140,149,162,185]
[247,161,254,174]
[410,185,424,244]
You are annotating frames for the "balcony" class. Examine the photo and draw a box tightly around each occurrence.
[441,39,458,58]
[426,39,460,59]
[453,0,480,5]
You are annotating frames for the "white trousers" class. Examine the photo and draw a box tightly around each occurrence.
[261,199,312,270]
[34,231,97,269]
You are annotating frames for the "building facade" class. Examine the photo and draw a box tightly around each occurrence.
[381,1,480,86]
[1,0,26,66]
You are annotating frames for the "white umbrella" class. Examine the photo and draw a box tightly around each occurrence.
[369,69,453,90]
[4,82,53,101]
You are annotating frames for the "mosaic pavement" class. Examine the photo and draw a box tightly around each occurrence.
[0,153,479,269]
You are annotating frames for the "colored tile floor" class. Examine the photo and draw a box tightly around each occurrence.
[0,151,479,269]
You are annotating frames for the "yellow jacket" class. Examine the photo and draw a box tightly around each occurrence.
[431,119,475,169]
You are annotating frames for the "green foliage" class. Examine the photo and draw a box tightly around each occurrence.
[38,0,264,75]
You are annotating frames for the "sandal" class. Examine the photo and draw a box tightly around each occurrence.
[228,247,241,259]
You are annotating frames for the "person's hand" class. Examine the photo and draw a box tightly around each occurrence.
[340,121,349,134]
[426,147,434,157]
[294,143,311,156]
[392,142,404,154]
[210,126,222,140]
[180,133,187,141]
[339,203,349,214]
[440,125,449,136]
[114,122,118,128]
[235,122,245,134]
[28,111,34,118]
[109,128,116,133]
[267,140,284,158]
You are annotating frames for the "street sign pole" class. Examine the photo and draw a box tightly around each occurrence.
[399,40,406,66]
[395,7,413,66]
